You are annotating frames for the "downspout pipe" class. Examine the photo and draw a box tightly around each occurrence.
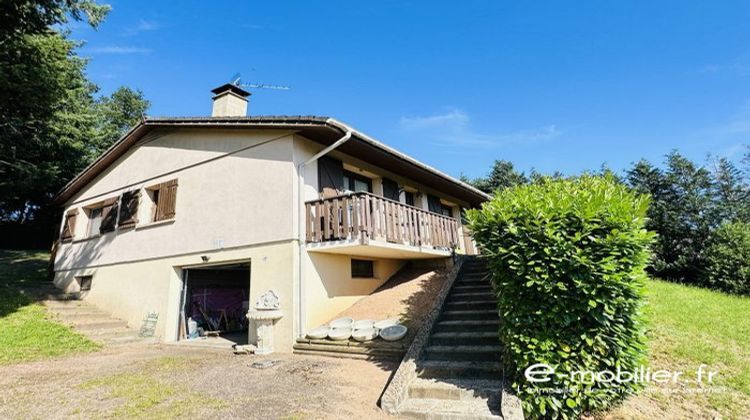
[296,128,352,337]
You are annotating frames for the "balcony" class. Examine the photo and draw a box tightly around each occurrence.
[304,192,461,259]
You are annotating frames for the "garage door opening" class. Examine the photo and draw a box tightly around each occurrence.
[180,262,250,347]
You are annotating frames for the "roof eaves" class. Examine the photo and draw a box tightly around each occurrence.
[324,118,491,201]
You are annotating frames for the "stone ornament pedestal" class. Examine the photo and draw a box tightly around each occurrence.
[246,290,283,355]
[246,309,282,355]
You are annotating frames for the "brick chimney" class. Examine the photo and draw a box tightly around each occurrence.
[211,83,251,117]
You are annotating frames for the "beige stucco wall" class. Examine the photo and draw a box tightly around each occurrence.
[54,128,301,349]
[56,128,297,269]
[303,252,405,329]
[54,241,298,350]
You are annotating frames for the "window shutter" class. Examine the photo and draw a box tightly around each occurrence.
[99,197,119,233]
[382,178,400,201]
[60,209,78,241]
[155,179,178,221]
[118,190,140,228]
[427,194,442,214]
[317,156,344,193]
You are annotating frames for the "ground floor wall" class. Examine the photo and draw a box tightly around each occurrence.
[52,239,430,351]
[302,251,406,330]
[53,240,298,352]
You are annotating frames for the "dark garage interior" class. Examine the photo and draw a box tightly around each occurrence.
[182,263,250,345]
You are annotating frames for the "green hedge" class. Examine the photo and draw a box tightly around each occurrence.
[467,176,654,419]
[704,222,750,295]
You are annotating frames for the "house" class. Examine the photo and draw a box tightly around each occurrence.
[51,83,489,352]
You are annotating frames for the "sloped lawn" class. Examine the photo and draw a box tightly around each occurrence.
[605,279,750,419]
[0,250,99,365]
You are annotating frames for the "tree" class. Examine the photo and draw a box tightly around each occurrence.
[90,87,150,159]
[710,156,749,223]
[467,160,527,194]
[626,152,718,282]
[0,1,154,248]
[0,0,109,40]
[0,32,98,225]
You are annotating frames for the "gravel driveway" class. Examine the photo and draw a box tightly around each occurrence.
[0,342,397,419]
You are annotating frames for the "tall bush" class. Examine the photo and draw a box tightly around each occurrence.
[704,222,750,295]
[467,176,654,419]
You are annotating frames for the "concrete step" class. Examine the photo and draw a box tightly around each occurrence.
[292,342,404,356]
[295,337,408,350]
[42,299,88,308]
[454,280,491,288]
[434,320,500,333]
[46,304,102,312]
[81,326,136,337]
[430,332,499,347]
[440,309,498,321]
[292,344,404,361]
[452,285,493,293]
[42,293,82,301]
[407,377,503,401]
[292,349,402,361]
[448,292,495,300]
[417,360,503,380]
[424,345,502,362]
[444,300,496,311]
[66,319,128,330]
[50,309,111,319]
[102,334,143,345]
[399,397,501,419]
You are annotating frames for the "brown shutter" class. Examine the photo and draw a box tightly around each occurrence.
[99,197,119,233]
[118,190,140,229]
[60,209,78,241]
[155,179,178,221]
[382,178,400,201]
[318,156,344,192]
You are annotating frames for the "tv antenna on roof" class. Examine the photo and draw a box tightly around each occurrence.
[230,73,290,91]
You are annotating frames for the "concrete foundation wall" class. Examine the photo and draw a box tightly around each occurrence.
[54,241,298,351]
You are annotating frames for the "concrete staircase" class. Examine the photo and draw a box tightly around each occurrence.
[39,286,146,346]
[400,258,505,419]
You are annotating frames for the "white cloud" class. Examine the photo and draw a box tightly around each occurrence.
[86,46,152,54]
[400,109,470,130]
[399,108,561,148]
[123,20,159,36]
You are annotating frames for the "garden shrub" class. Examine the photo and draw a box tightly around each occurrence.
[467,175,654,419]
[704,222,750,295]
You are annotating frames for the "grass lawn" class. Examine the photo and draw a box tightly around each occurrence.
[0,249,99,365]
[605,279,750,419]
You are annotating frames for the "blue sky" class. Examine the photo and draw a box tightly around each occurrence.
[72,1,750,179]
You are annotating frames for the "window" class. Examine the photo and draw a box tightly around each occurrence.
[343,170,372,193]
[404,191,415,207]
[351,259,374,278]
[87,206,104,237]
[427,194,455,218]
[146,179,178,222]
[77,275,92,291]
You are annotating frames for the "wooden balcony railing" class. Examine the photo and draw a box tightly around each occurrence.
[304,192,460,250]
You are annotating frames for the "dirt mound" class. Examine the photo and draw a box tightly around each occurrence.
[331,265,449,336]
